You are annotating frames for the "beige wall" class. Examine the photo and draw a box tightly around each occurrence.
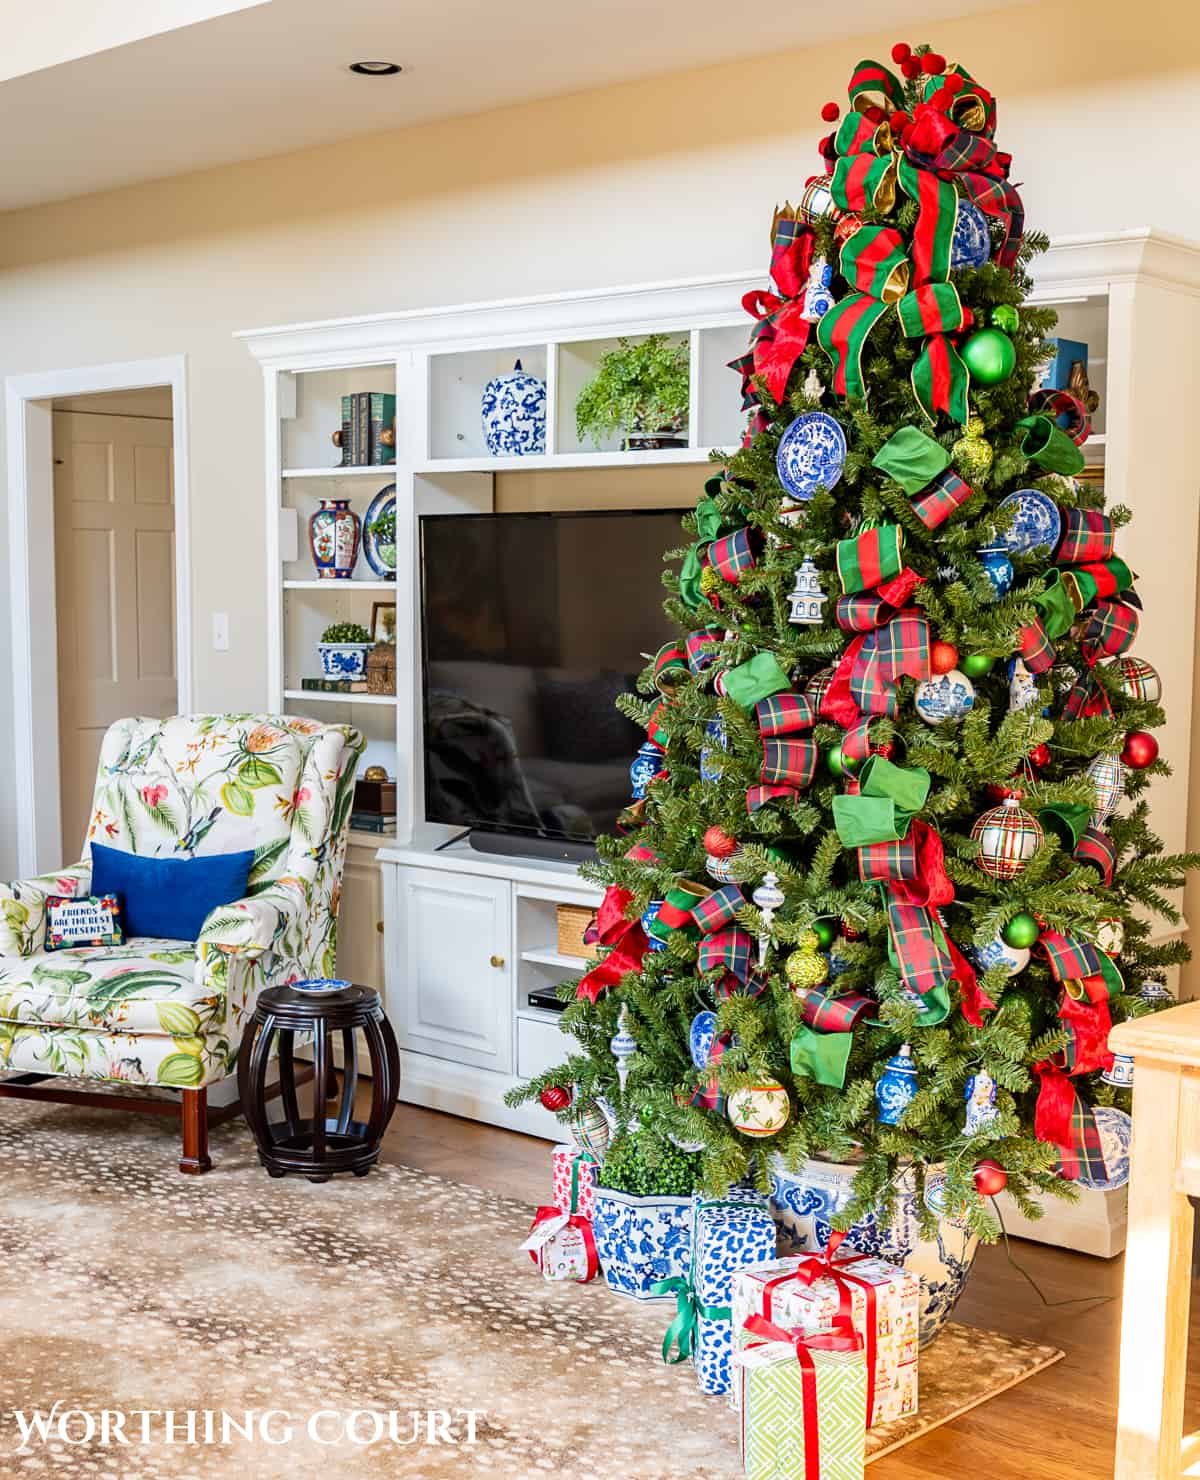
[1,0,1199,887]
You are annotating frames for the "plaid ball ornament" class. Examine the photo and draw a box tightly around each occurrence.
[971,798,1044,880]
[1085,752,1126,827]
[1112,654,1161,704]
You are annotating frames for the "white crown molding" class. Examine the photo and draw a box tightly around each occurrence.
[236,229,1200,366]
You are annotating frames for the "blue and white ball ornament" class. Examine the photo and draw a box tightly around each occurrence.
[915,669,976,725]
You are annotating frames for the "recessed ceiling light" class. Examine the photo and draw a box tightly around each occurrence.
[349,61,402,76]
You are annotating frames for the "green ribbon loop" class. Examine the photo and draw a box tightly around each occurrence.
[1039,801,1091,850]
[832,756,932,847]
[1034,571,1077,640]
[871,426,951,495]
[651,1277,732,1365]
[790,1024,854,1088]
[1017,415,1085,476]
[722,652,792,710]
[694,494,725,542]
[679,543,707,612]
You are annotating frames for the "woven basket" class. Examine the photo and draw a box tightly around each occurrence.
[557,903,598,960]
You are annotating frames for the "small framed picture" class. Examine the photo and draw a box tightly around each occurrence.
[371,601,397,643]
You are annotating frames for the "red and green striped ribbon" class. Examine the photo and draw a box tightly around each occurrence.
[835,525,904,595]
[897,157,956,285]
[839,225,909,302]
[831,152,897,214]
[896,282,966,337]
[848,58,906,113]
[911,335,970,424]
[816,293,890,400]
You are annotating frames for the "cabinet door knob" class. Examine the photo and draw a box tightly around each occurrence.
[490,954,505,969]
[376,920,385,934]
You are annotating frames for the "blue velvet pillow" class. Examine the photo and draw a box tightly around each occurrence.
[89,843,255,942]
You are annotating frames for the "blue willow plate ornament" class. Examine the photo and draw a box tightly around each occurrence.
[689,1010,718,1070]
[1078,1106,1132,1191]
[949,198,992,269]
[362,484,397,579]
[993,489,1062,555]
[775,411,846,500]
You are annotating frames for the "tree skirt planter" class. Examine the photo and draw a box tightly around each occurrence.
[590,1185,692,1300]
[770,1155,980,1347]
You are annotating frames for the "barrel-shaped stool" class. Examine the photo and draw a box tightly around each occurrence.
[237,980,400,1182]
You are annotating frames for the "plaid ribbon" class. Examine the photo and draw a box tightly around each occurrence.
[836,592,893,632]
[1036,930,1103,983]
[903,105,1024,269]
[747,783,800,813]
[685,628,722,675]
[1074,826,1116,885]
[1018,617,1056,675]
[841,715,876,763]
[691,884,747,935]
[1056,508,1114,565]
[796,989,875,1032]
[858,838,918,883]
[755,692,816,737]
[1080,597,1139,660]
[911,468,975,530]
[1065,669,1114,719]
[1029,387,1091,446]
[1035,1066,1109,1183]
[761,737,820,789]
[697,927,754,984]
[734,215,819,405]
[888,899,955,998]
[709,527,758,583]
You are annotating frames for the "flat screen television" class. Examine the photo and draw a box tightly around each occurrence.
[420,508,686,860]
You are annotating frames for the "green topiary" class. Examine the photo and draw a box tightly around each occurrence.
[575,333,690,447]
[596,1128,700,1197]
[320,622,372,644]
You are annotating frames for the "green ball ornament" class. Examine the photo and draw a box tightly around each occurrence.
[825,743,861,778]
[961,327,1016,385]
[990,304,1020,334]
[961,654,994,679]
[1002,912,1040,949]
[812,919,837,949]
[786,949,829,990]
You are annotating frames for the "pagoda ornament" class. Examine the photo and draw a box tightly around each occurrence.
[787,556,828,625]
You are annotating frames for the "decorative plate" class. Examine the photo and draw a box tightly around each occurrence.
[950,199,992,269]
[292,977,351,996]
[362,484,397,580]
[1078,1106,1132,1191]
[993,489,1062,555]
[775,412,847,501]
[689,1011,718,1070]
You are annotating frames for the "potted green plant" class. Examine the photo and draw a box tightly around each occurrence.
[318,621,374,680]
[574,334,690,451]
[590,1128,700,1300]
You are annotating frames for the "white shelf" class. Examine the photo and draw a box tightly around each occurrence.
[283,579,397,591]
[517,1006,571,1027]
[413,447,725,475]
[520,946,589,971]
[282,465,395,479]
[283,688,398,707]
[348,827,396,848]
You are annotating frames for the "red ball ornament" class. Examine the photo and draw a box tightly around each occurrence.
[943,72,965,95]
[863,105,886,124]
[973,1159,1008,1196]
[1120,730,1159,770]
[821,101,840,122]
[889,110,911,132]
[901,58,921,80]
[1028,743,1051,769]
[985,782,1018,802]
[891,42,912,63]
[871,742,896,760]
[539,1085,571,1112]
[930,640,960,675]
[703,825,738,858]
[922,52,947,75]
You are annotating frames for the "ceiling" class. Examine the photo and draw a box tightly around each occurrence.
[0,0,1018,212]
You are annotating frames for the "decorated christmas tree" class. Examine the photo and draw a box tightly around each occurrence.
[509,44,1198,1238]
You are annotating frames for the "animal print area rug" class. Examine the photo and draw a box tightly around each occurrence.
[0,1099,1061,1478]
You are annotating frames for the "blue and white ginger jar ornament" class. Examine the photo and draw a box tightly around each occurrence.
[876,1044,918,1125]
[629,741,663,800]
[914,669,975,725]
[1101,1054,1135,1089]
[801,255,835,322]
[977,546,1014,600]
[699,715,727,782]
[481,359,546,456]
[949,198,992,269]
[641,901,666,953]
[689,1011,718,1071]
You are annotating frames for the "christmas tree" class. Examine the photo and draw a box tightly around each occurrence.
[509,44,1198,1236]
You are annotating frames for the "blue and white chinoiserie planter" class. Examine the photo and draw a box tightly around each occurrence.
[977,546,1014,600]
[481,359,547,457]
[629,741,664,800]
[317,642,373,679]
[770,1155,981,1347]
[949,198,992,269]
[776,412,847,500]
[591,1188,693,1301]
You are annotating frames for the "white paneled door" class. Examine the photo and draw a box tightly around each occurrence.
[53,409,177,857]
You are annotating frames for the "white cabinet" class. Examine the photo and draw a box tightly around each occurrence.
[392,865,513,1073]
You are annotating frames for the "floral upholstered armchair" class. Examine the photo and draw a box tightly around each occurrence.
[0,714,365,1172]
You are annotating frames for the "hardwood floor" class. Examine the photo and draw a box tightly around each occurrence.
[380,1101,1200,1479]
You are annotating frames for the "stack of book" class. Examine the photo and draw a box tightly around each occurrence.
[301,677,368,694]
[339,392,396,466]
[351,776,397,834]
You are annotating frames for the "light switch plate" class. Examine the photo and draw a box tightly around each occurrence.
[212,612,229,651]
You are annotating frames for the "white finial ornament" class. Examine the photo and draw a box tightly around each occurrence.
[610,1003,637,1098]
[752,871,785,968]
[788,556,828,626]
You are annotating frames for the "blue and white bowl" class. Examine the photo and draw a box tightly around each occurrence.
[915,669,976,725]
[292,977,352,996]
[481,359,547,456]
[993,489,1062,556]
[950,198,992,269]
[775,412,847,501]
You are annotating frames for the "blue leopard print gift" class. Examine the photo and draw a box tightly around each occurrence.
[690,1191,778,1395]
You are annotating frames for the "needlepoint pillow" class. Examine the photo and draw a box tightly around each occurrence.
[89,843,255,942]
[45,894,125,951]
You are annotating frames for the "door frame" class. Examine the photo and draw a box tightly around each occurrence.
[5,355,193,874]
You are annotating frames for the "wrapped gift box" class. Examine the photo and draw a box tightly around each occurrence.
[551,1143,598,1221]
[737,1336,867,1480]
[689,1191,779,1395]
[520,1207,598,1283]
[731,1251,918,1424]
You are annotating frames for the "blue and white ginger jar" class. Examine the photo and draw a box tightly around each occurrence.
[481,359,546,456]
[978,546,1014,600]
[876,1044,918,1125]
[629,741,663,800]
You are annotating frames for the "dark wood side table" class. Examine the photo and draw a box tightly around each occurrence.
[237,981,400,1182]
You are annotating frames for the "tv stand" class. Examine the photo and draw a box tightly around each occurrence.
[468,830,598,866]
